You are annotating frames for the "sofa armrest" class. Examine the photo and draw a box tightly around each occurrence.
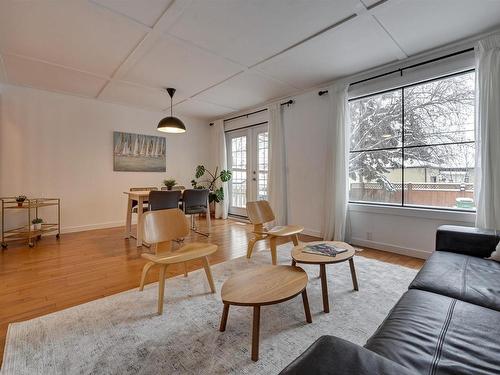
[278,336,414,375]
[436,225,499,258]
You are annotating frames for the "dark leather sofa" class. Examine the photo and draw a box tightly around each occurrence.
[279,225,500,375]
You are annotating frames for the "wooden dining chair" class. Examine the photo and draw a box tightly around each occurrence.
[246,200,304,265]
[138,208,217,315]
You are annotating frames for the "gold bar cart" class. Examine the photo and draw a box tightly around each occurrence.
[1,197,61,248]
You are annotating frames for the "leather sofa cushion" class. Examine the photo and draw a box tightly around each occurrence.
[365,289,500,375]
[278,335,414,375]
[409,251,500,311]
[436,225,499,258]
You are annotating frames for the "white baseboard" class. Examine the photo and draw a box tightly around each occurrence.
[350,237,432,260]
[61,221,127,234]
[59,221,319,241]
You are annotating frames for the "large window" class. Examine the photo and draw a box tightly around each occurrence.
[348,71,475,211]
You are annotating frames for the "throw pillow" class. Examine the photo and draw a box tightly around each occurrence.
[489,240,500,261]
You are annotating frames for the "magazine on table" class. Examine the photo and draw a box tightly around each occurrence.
[302,243,348,257]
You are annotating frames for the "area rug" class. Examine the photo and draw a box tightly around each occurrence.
[1,244,418,375]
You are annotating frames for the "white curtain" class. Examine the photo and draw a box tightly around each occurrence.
[475,34,500,230]
[268,102,287,225]
[213,120,229,219]
[323,83,350,241]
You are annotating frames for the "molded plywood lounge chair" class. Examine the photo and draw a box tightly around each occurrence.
[138,208,217,315]
[246,200,304,265]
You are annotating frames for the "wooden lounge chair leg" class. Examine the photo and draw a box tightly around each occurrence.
[139,261,155,291]
[270,236,277,265]
[202,256,216,293]
[247,237,258,259]
[292,234,299,246]
[183,262,188,277]
[158,264,167,315]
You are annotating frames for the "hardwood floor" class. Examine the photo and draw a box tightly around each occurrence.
[0,218,424,364]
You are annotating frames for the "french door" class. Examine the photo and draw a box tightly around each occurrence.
[226,124,269,216]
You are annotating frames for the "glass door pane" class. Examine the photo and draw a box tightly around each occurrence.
[256,130,269,201]
[227,133,248,216]
[226,124,269,217]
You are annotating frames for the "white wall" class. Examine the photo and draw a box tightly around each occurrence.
[283,90,330,237]
[348,204,475,259]
[0,84,211,232]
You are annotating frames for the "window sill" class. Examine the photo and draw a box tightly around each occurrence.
[348,202,476,223]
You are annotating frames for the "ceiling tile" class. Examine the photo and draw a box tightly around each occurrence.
[3,54,107,97]
[255,15,402,89]
[373,0,500,55]
[123,35,243,97]
[167,0,360,66]
[90,0,173,27]
[174,99,235,120]
[99,81,182,111]
[0,0,147,76]
[196,71,297,109]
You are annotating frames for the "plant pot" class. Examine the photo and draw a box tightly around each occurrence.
[167,186,173,191]
[17,202,23,207]
[33,223,42,231]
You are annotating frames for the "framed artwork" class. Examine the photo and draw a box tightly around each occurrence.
[113,131,166,172]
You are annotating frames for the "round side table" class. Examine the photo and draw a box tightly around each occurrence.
[219,265,311,361]
[291,241,359,313]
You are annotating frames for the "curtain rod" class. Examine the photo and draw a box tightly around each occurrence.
[317,47,475,96]
[223,100,294,122]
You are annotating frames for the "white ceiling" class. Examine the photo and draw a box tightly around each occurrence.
[0,0,499,120]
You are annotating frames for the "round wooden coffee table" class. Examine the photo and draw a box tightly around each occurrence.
[219,265,311,361]
[291,241,359,313]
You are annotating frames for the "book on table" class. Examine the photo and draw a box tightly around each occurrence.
[302,243,348,257]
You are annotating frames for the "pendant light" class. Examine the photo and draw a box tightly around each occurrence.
[157,88,186,133]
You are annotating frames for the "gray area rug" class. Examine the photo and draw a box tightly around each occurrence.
[1,244,418,375]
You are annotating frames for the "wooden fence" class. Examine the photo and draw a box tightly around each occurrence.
[350,182,474,208]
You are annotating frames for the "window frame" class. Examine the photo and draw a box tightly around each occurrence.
[347,68,476,213]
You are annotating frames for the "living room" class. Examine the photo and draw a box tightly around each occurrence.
[1,1,499,374]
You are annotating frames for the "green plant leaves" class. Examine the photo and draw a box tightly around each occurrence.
[208,187,224,203]
[192,165,231,202]
[220,170,232,182]
[195,165,205,179]
[163,179,176,187]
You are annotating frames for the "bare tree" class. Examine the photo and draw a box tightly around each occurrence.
[349,73,475,189]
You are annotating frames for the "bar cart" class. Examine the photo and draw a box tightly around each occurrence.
[1,197,61,248]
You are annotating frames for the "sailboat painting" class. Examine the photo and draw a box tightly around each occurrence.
[113,131,166,172]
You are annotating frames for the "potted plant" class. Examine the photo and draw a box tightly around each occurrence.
[15,195,27,207]
[32,218,43,231]
[163,178,177,190]
[191,165,232,214]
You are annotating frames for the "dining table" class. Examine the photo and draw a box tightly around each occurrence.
[123,190,211,247]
